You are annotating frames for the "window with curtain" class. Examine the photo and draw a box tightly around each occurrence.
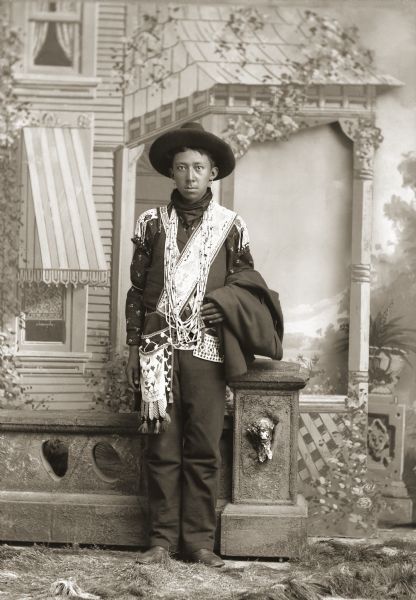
[30,1,81,70]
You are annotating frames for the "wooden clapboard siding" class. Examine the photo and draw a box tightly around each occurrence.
[16,2,128,409]
[22,373,93,409]
[86,1,126,386]
[26,397,96,410]
[32,400,97,410]
[89,305,110,313]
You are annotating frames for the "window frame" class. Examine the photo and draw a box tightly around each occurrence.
[17,284,88,354]
[12,1,97,79]
[21,282,68,346]
[29,8,82,75]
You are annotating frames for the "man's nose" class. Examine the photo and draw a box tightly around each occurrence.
[186,167,196,181]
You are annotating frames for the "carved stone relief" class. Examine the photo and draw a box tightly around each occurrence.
[246,416,279,463]
[234,392,293,503]
[0,430,143,495]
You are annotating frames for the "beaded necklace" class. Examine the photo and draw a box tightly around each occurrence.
[163,201,215,349]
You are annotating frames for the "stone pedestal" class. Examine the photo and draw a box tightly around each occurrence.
[221,360,309,558]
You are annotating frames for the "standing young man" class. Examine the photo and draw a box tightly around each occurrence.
[125,122,283,567]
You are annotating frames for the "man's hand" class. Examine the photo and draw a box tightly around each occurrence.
[126,345,140,390]
[200,301,224,325]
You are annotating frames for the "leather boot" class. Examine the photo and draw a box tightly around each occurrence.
[136,545,170,565]
[187,549,225,568]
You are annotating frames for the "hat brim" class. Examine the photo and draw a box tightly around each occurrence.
[148,128,235,180]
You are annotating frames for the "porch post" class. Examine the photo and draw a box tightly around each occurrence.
[339,118,382,405]
[111,144,144,355]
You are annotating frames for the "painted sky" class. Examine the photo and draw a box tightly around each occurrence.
[284,290,347,338]
[234,124,353,333]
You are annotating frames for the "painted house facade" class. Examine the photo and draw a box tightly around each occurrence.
[6,0,416,533]
[12,1,127,410]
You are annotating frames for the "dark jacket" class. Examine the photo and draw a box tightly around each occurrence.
[206,269,284,380]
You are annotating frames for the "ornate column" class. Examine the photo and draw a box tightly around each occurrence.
[339,118,382,406]
[111,144,144,355]
[221,360,309,558]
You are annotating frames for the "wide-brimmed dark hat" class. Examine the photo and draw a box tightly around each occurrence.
[148,121,235,180]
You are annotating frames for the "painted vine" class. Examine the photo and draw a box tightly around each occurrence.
[220,10,376,156]
[113,7,377,157]
[307,385,385,534]
[0,2,28,407]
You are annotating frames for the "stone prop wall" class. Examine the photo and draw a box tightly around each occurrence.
[0,412,148,545]
[0,380,409,546]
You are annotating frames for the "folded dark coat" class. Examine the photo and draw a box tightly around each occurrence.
[205,269,284,380]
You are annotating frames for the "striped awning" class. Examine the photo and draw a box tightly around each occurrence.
[19,127,109,286]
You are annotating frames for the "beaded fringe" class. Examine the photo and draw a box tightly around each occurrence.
[138,412,171,434]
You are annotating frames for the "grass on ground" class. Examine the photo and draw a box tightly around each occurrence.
[1,538,416,600]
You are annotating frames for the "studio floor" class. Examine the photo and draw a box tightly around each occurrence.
[1,527,416,600]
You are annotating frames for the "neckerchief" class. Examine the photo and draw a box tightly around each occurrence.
[170,188,212,226]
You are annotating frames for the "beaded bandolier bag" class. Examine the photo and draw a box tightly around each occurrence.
[136,200,237,433]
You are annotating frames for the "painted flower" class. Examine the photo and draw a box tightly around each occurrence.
[363,482,377,495]
[357,496,372,510]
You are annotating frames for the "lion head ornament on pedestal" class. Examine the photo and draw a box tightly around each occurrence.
[246,416,280,463]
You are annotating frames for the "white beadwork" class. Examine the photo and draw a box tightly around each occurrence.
[139,338,174,422]
[193,332,224,363]
[134,208,158,241]
[139,345,167,419]
[161,201,236,351]
[158,202,236,351]
[163,203,214,349]
[234,214,250,249]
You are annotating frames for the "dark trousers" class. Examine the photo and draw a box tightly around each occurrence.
[146,349,226,553]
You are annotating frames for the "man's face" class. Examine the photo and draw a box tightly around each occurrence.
[171,149,218,202]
